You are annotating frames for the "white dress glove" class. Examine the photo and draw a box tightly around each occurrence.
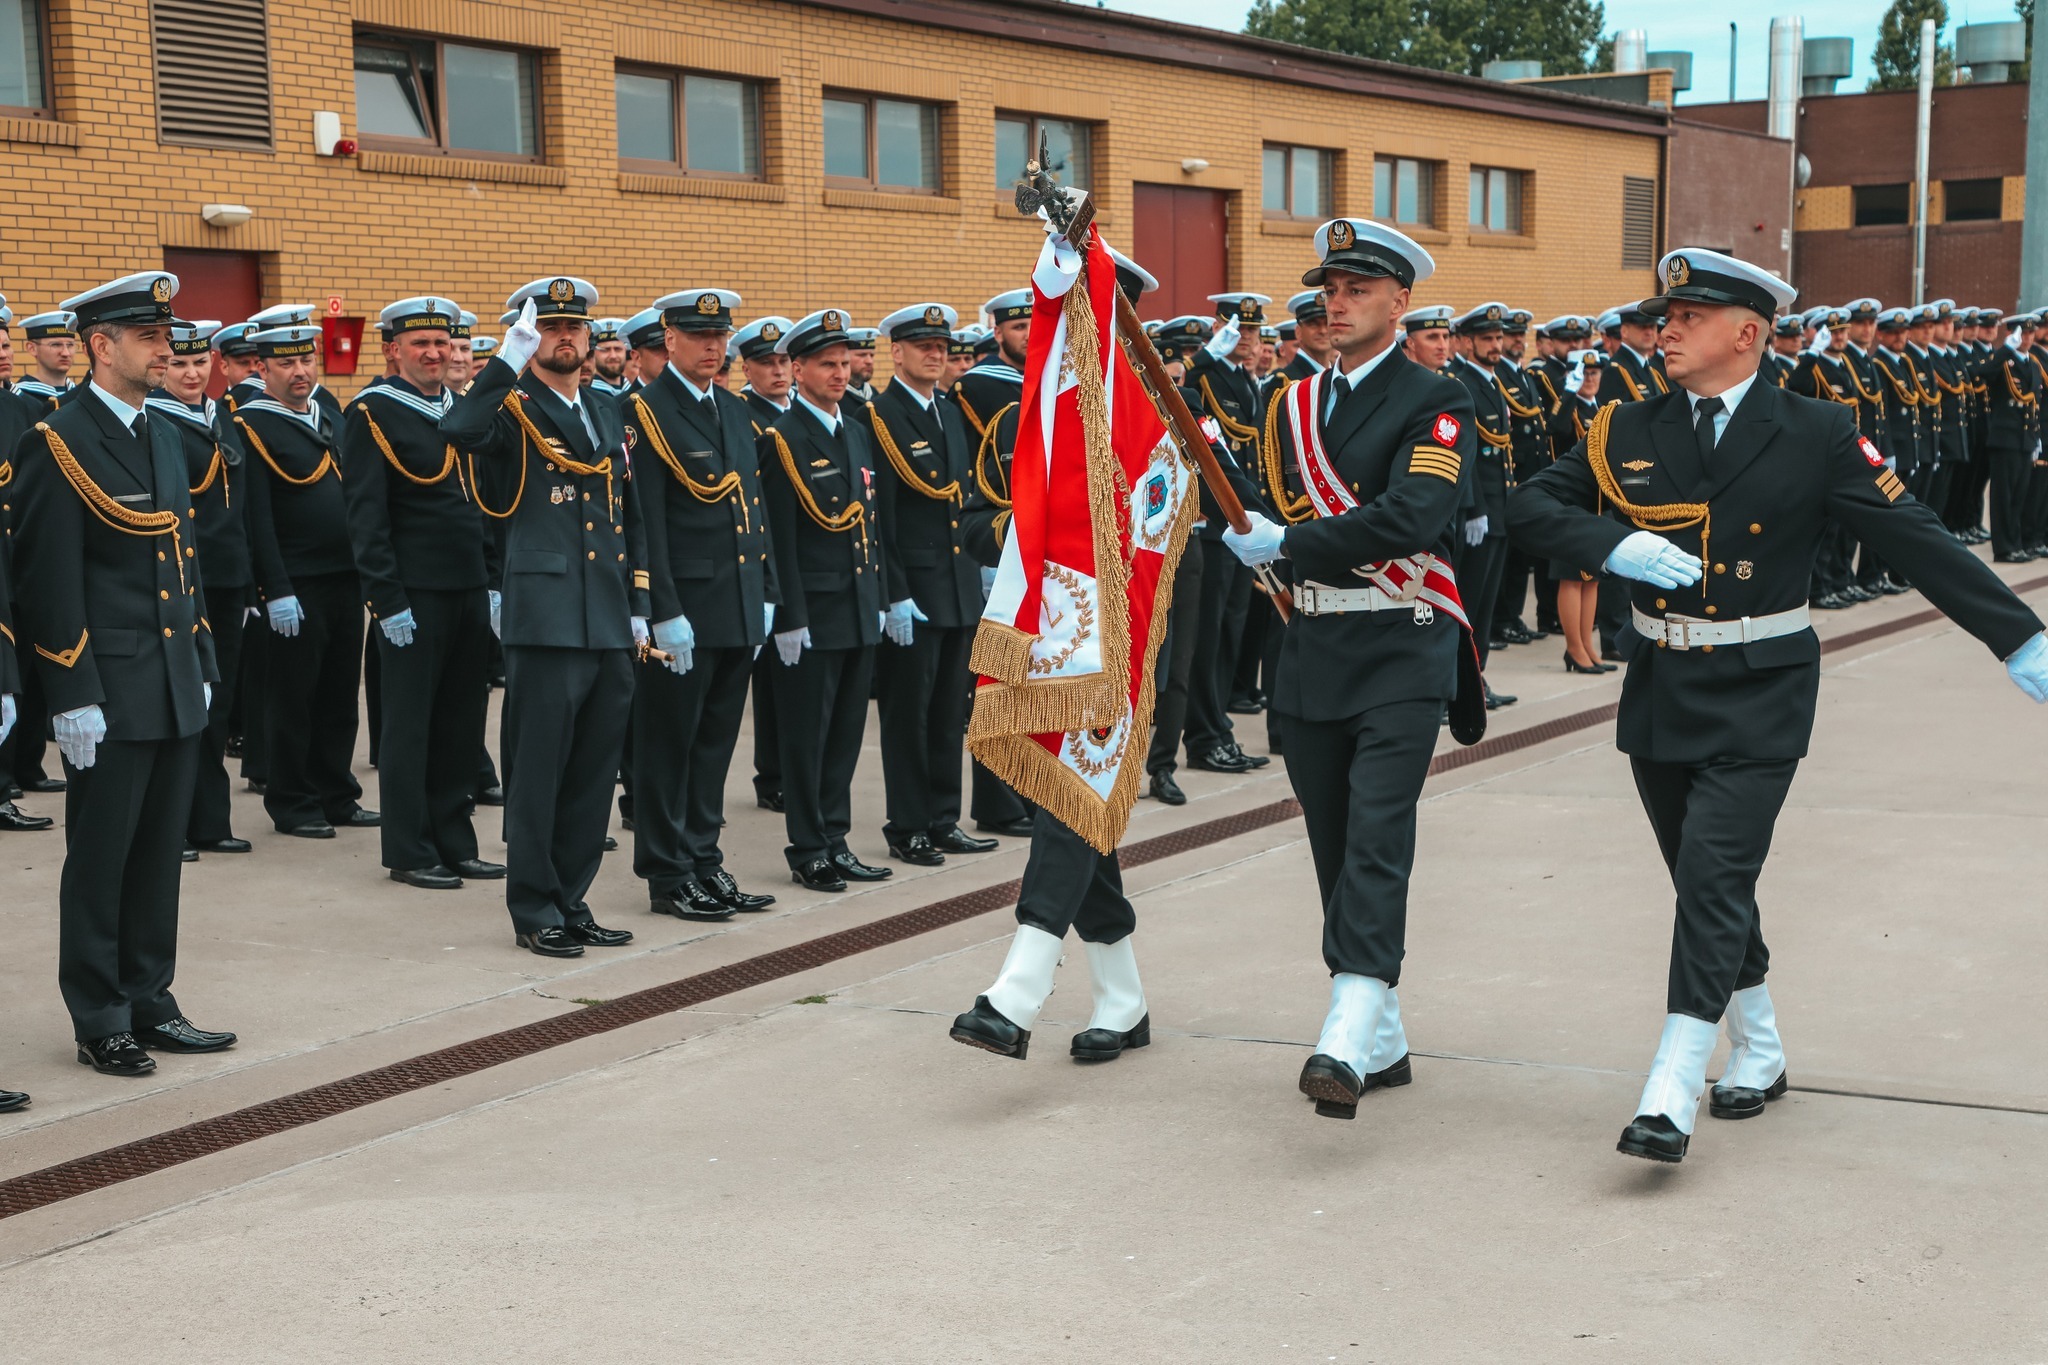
[0,693,14,747]
[267,595,304,637]
[774,626,811,666]
[884,598,926,647]
[1221,511,1287,567]
[1204,316,1241,361]
[2007,632,2048,703]
[489,589,502,640]
[630,615,650,647]
[652,613,695,675]
[379,608,416,647]
[1604,530,1705,590]
[203,682,213,711]
[499,297,541,372]
[54,704,106,770]
[762,602,776,638]
[1464,515,1489,546]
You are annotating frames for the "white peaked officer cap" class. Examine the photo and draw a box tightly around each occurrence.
[1303,218,1434,289]
[877,303,959,342]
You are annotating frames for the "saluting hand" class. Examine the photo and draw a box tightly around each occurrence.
[500,298,542,372]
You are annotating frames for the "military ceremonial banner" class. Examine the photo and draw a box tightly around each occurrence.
[967,226,1196,854]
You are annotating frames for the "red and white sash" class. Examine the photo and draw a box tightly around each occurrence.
[1282,370,1472,629]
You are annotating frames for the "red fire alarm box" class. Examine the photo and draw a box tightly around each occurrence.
[322,315,364,374]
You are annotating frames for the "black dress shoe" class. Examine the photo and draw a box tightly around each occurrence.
[1497,620,1534,645]
[563,919,634,947]
[391,865,462,890]
[650,882,736,921]
[193,837,253,853]
[3,783,19,799]
[224,735,244,759]
[1484,686,1519,711]
[451,858,506,880]
[1600,645,1624,662]
[22,775,66,794]
[1298,1053,1364,1119]
[139,1017,237,1053]
[1224,742,1270,769]
[701,868,775,911]
[336,807,382,828]
[975,817,1035,837]
[280,820,335,839]
[603,835,619,852]
[887,832,945,867]
[792,857,848,892]
[1071,1014,1150,1062]
[245,779,268,794]
[620,816,636,833]
[1148,770,1186,806]
[476,785,506,807]
[0,802,54,832]
[1709,1070,1788,1120]
[1188,745,1253,773]
[1995,552,2034,563]
[1225,695,1265,715]
[1616,1113,1689,1162]
[950,995,1030,1059]
[515,926,584,958]
[756,790,785,813]
[831,850,893,881]
[182,845,199,863]
[1879,576,1911,595]
[78,1032,156,1076]
[0,1087,27,1113]
[929,826,998,855]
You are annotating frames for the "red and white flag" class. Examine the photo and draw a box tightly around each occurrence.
[967,226,1195,853]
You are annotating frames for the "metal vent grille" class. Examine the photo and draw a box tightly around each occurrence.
[152,0,273,149]
[1621,175,1658,270]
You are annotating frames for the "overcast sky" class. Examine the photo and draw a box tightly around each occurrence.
[1090,0,2030,104]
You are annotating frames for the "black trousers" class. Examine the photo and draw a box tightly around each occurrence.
[187,583,248,843]
[262,571,363,830]
[375,586,490,870]
[771,642,873,867]
[971,759,1031,826]
[1014,808,1134,945]
[363,630,382,767]
[1148,537,1205,774]
[59,734,199,1040]
[632,643,752,893]
[2027,460,2048,548]
[1455,533,1510,668]
[238,608,269,784]
[750,649,781,801]
[1283,698,1441,983]
[1495,546,1533,629]
[1231,590,1272,701]
[0,635,53,790]
[502,645,632,932]
[1630,755,1798,1023]
[1596,575,1628,652]
[1989,444,2033,558]
[876,623,972,839]
[1185,544,1245,755]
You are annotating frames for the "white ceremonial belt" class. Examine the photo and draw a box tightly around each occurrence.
[1295,580,1432,621]
[1631,604,1810,651]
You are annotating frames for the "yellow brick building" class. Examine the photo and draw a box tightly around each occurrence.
[1,0,1670,398]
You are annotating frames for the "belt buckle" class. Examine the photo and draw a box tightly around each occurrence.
[1297,584,1321,615]
[1664,616,1693,651]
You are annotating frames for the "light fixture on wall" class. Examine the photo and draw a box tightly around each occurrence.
[201,203,254,228]
[1180,158,1210,175]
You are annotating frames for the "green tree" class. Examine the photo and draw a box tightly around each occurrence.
[1867,0,1956,91]
[1243,0,1608,79]
[2015,0,2033,84]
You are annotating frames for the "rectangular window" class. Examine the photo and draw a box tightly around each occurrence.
[0,0,47,113]
[1468,166,1525,233]
[1263,143,1332,219]
[1853,183,1911,227]
[1943,177,2001,223]
[823,92,939,193]
[994,113,1090,192]
[1621,175,1657,268]
[615,66,762,177]
[354,31,540,159]
[1371,155,1437,227]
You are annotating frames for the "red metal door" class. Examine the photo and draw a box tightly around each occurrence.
[1129,183,1229,319]
[163,248,262,397]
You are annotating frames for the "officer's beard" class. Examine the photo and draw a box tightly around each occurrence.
[535,342,589,377]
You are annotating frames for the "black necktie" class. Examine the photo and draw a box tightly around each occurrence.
[1693,395,1723,470]
[130,415,147,440]
[700,395,720,428]
[1325,373,1351,422]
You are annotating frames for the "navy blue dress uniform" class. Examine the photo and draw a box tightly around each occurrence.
[1447,304,1516,680]
[625,288,782,920]
[1510,249,2047,1162]
[0,298,63,824]
[235,325,373,836]
[243,305,345,426]
[1596,304,1668,405]
[1224,220,1482,1119]
[758,308,891,891]
[340,296,498,887]
[1786,309,1873,607]
[733,315,795,813]
[441,276,649,957]
[11,310,79,418]
[1489,310,1553,644]
[9,272,236,1072]
[143,323,254,853]
[2025,322,2048,553]
[860,302,995,865]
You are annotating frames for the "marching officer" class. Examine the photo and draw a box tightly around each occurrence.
[624,287,780,920]
[1511,248,2048,1164]
[758,308,891,892]
[341,295,503,889]
[235,324,377,838]
[10,271,236,1076]
[441,279,648,957]
[1216,220,1483,1121]
[862,301,998,866]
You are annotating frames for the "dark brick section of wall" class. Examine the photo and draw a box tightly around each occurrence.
[1793,220,2022,308]
[1668,119,1793,272]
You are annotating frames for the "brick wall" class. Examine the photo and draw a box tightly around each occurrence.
[1667,119,1792,274]
[3,0,1667,398]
